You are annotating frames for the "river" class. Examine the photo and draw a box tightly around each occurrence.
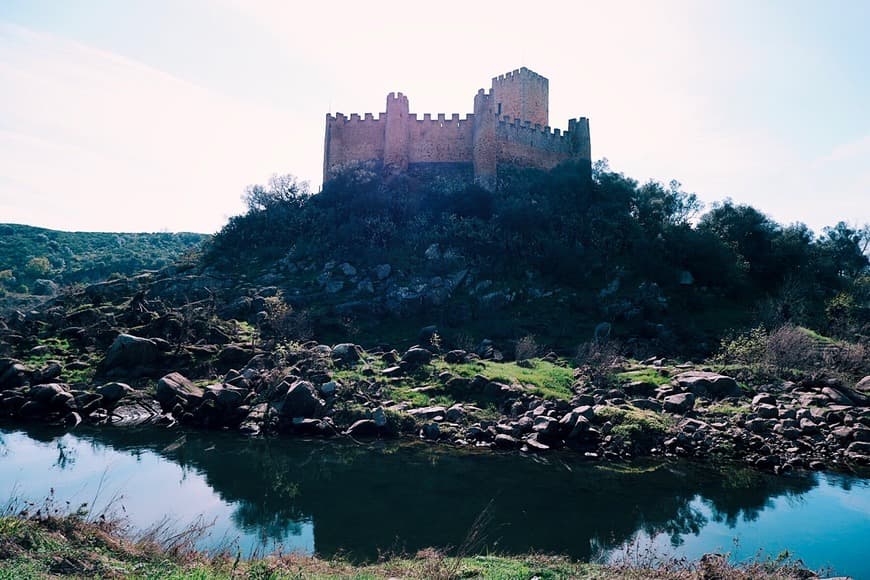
[1,425,868,577]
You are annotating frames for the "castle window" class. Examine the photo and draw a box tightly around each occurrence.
[497,103,502,115]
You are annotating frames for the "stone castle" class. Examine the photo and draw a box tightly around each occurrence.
[323,67,591,189]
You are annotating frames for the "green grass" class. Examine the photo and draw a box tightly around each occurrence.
[707,402,750,416]
[0,514,604,579]
[614,367,671,386]
[595,406,674,448]
[437,359,574,400]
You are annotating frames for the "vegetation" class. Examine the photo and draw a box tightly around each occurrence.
[203,161,869,356]
[0,223,206,297]
[0,513,824,579]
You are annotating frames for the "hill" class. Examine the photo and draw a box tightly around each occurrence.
[0,224,207,302]
[201,162,869,355]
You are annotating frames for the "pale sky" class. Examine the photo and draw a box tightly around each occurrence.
[0,0,868,233]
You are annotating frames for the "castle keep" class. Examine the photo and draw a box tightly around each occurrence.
[323,67,591,189]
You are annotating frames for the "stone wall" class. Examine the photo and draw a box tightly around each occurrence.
[322,68,590,188]
[491,67,549,127]
[323,113,386,178]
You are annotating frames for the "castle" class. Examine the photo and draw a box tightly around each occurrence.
[323,67,591,190]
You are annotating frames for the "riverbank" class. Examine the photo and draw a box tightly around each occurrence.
[0,512,837,579]
[2,336,869,477]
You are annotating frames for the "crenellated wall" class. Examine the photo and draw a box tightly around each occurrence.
[496,116,580,170]
[322,68,590,188]
[323,112,386,177]
[491,67,549,127]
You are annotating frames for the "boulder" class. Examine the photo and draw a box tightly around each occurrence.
[0,360,30,390]
[407,405,447,419]
[401,347,433,366]
[494,433,520,449]
[855,376,870,393]
[374,264,391,280]
[280,380,325,418]
[319,381,338,397]
[96,382,134,407]
[421,422,440,440]
[156,372,204,408]
[345,419,379,438]
[755,404,779,419]
[443,350,468,364]
[663,392,695,414]
[101,334,162,373]
[28,383,69,405]
[331,343,362,365]
[845,441,870,463]
[673,371,740,399]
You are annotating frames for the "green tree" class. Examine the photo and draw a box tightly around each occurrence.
[25,256,51,277]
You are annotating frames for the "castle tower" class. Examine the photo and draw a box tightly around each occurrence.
[384,92,410,174]
[491,67,548,126]
[472,89,497,190]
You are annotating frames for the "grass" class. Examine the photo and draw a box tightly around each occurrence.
[707,402,750,416]
[0,513,824,579]
[438,359,574,400]
[615,367,672,387]
[595,406,674,449]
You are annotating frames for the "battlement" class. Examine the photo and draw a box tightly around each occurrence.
[323,67,590,188]
[492,67,548,85]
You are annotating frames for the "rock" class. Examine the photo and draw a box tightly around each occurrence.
[96,382,134,407]
[822,387,854,406]
[663,392,695,414]
[424,244,441,260]
[421,422,440,440]
[0,360,30,390]
[523,433,550,452]
[374,264,391,280]
[444,350,468,364]
[216,386,247,409]
[845,441,870,463]
[407,405,447,419]
[401,347,433,366]
[319,381,338,397]
[32,279,59,295]
[494,433,520,449]
[624,381,657,397]
[346,419,379,438]
[755,404,779,419]
[28,383,69,405]
[31,362,62,385]
[338,262,357,276]
[446,404,465,422]
[673,371,740,399]
[752,393,776,407]
[331,343,362,365]
[281,380,325,418]
[799,418,820,434]
[101,334,162,373]
[218,345,252,368]
[372,407,387,428]
[155,372,204,408]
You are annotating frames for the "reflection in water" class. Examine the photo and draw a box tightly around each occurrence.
[1,424,868,577]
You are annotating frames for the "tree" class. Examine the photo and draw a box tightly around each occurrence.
[25,256,51,277]
[242,174,311,212]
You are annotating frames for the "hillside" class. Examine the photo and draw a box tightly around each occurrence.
[0,224,207,301]
[201,162,869,355]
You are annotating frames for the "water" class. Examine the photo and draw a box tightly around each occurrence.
[1,424,868,577]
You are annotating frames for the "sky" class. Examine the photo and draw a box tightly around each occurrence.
[0,0,868,234]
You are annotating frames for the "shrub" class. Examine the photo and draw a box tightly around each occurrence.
[764,324,820,371]
[514,335,540,361]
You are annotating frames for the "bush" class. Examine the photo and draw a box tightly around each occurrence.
[514,335,540,361]
[764,324,820,371]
